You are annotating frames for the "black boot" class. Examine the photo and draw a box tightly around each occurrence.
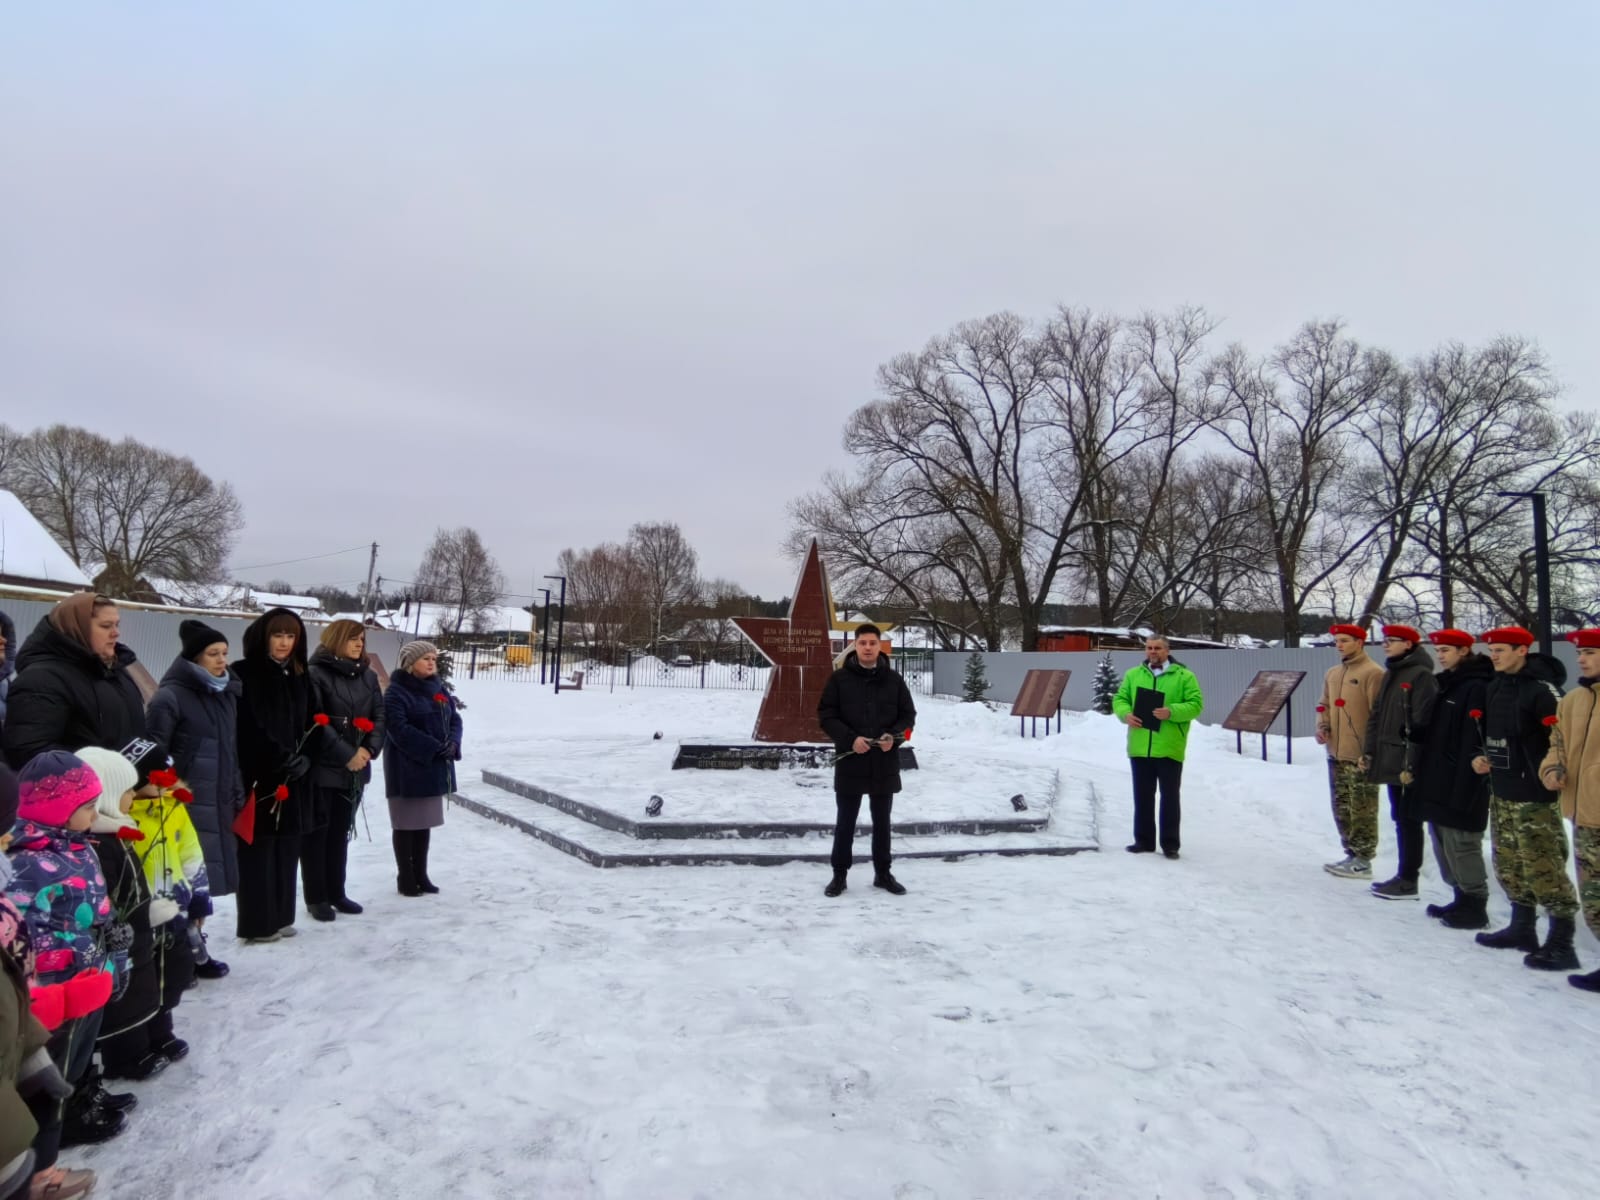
[82,1063,137,1113]
[1440,892,1490,930]
[308,902,338,922]
[1476,902,1540,951]
[824,873,847,897]
[1569,967,1600,992]
[1425,888,1463,919]
[873,872,907,895]
[1524,915,1581,971]
[60,1091,127,1147]
[394,831,422,897]
[414,828,439,894]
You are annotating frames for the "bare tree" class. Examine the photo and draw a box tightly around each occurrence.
[415,526,506,635]
[627,521,700,652]
[558,542,645,663]
[0,423,23,486]
[6,424,243,596]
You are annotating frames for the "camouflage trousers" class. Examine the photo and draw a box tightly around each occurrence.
[1489,796,1577,917]
[1326,759,1379,860]
[1577,824,1600,940]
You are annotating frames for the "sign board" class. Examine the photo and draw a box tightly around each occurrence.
[1011,670,1070,719]
[1221,670,1306,734]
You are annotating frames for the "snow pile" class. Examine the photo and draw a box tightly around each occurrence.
[77,683,1599,1198]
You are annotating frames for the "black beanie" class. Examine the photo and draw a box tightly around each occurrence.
[118,736,174,789]
[0,762,18,832]
[180,619,228,662]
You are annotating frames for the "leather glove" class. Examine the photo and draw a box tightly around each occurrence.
[286,754,312,781]
[17,1047,73,1100]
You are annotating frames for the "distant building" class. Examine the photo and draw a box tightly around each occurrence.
[0,489,93,594]
[1036,625,1229,651]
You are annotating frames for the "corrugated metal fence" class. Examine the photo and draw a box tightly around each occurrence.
[934,645,1582,739]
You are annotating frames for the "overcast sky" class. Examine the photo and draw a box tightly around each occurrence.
[3,2,1594,603]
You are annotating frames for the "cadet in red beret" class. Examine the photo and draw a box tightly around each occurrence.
[1315,624,1384,878]
[1540,630,1600,991]
[1410,631,1495,927]
[1472,624,1580,971]
[1362,626,1438,899]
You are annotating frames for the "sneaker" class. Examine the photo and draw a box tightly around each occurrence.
[27,1166,97,1199]
[1325,856,1372,879]
[242,931,282,945]
[873,873,908,896]
[277,926,298,938]
[1371,876,1419,900]
[195,957,230,979]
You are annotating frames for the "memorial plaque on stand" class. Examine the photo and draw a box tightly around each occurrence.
[1221,669,1306,762]
[1010,669,1069,738]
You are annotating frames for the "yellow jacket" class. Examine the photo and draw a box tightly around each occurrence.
[1317,653,1384,764]
[1540,681,1600,827]
[129,790,211,915]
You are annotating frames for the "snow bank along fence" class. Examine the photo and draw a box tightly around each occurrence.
[935,645,1582,741]
[0,592,413,677]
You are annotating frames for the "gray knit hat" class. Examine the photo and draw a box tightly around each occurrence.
[398,640,440,672]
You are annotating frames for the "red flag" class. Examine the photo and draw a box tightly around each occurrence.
[233,789,258,845]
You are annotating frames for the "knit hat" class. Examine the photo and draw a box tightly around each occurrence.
[0,763,18,834]
[1382,625,1422,645]
[1566,629,1600,650]
[16,751,102,828]
[1480,626,1535,648]
[180,619,229,662]
[398,640,440,672]
[1428,629,1475,649]
[1328,624,1368,642]
[118,737,175,790]
[73,747,140,833]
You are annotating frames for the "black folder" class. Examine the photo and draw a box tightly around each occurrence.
[1133,686,1165,732]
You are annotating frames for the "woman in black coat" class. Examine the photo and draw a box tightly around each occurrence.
[1409,632,1495,928]
[2,593,146,770]
[232,608,317,943]
[383,641,462,897]
[304,619,387,919]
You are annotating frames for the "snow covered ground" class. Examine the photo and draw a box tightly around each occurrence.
[78,682,1599,1199]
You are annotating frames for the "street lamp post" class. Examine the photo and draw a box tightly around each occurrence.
[544,574,567,693]
[1497,491,1553,656]
[537,587,552,686]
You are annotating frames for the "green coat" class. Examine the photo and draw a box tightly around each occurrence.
[1111,660,1205,762]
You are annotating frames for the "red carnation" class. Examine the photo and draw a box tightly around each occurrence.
[1542,715,1560,727]
[174,787,194,805]
[1469,709,1482,720]
[1316,704,1326,713]
[1400,683,1412,691]
[1334,698,1346,708]
[314,713,331,726]
[903,728,912,744]
[434,693,447,704]
[115,827,145,842]
[149,768,178,789]
[274,784,289,801]
[353,717,375,733]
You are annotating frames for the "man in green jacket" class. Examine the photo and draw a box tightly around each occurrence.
[1111,636,1205,859]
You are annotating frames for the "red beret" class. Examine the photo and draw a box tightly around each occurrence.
[1480,626,1535,647]
[1382,625,1423,644]
[1428,629,1475,649]
[1566,628,1600,650]
[1328,624,1368,641]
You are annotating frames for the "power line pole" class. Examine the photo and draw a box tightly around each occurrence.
[360,542,379,621]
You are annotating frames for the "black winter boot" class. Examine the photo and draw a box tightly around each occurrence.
[59,1092,127,1147]
[394,831,422,896]
[1524,916,1581,971]
[82,1063,137,1113]
[824,873,847,897]
[1426,888,1463,919]
[1569,967,1600,992]
[414,828,439,894]
[1440,892,1490,930]
[873,872,907,895]
[1476,902,1540,951]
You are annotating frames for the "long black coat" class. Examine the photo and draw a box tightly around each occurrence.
[90,832,159,1042]
[1484,652,1567,803]
[144,656,245,895]
[383,669,462,800]
[2,616,146,770]
[307,646,387,789]
[1409,654,1494,831]
[232,609,319,836]
[1364,643,1438,786]
[0,607,16,745]
[818,652,918,796]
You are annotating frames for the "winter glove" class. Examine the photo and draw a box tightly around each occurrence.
[286,754,312,781]
[149,896,181,927]
[62,967,114,1019]
[17,1047,73,1100]
[28,983,67,1032]
[0,1150,36,1200]
[105,921,135,953]
[438,740,460,761]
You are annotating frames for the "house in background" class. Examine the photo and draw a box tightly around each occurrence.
[0,488,93,595]
[1036,625,1230,652]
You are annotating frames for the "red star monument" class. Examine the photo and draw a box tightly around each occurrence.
[733,541,844,743]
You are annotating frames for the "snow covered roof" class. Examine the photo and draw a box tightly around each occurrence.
[245,590,323,612]
[364,600,533,636]
[0,490,93,589]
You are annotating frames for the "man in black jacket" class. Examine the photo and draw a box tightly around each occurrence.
[1360,625,1438,900]
[1472,625,1581,972]
[817,625,916,898]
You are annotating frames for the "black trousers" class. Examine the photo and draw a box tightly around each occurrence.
[302,786,356,904]
[236,832,301,938]
[1131,757,1183,853]
[1390,786,1426,880]
[832,791,893,874]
